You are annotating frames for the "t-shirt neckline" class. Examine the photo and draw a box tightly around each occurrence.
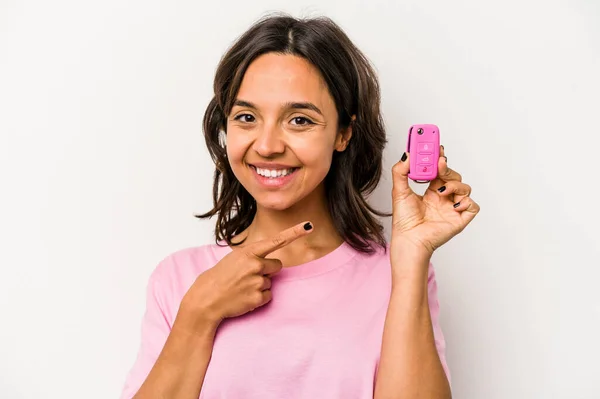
[211,239,357,281]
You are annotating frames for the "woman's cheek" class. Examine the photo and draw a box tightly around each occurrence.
[302,150,334,181]
[225,133,250,164]
[290,135,335,175]
[224,143,249,183]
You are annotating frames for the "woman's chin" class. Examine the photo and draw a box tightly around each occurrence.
[255,197,294,211]
[250,190,302,211]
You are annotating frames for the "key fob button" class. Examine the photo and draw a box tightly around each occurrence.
[417,154,433,164]
[417,164,433,173]
[418,142,433,154]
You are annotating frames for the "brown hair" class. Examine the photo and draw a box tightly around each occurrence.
[195,13,391,254]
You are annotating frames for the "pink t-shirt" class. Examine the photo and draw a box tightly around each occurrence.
[120,241,450,398]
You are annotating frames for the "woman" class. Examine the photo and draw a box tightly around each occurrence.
[121,13,480,399]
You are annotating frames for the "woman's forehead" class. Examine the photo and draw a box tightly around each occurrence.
[236,53,334,112]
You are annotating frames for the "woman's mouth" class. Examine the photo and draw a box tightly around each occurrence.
[249,165,300,188]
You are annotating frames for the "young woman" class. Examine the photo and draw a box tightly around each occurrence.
[120,14,480,399]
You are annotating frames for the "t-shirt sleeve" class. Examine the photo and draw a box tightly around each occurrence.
[427,262,451,386]
[119,258,174,399]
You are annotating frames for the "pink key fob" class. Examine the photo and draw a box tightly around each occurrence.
[406,124,440,182]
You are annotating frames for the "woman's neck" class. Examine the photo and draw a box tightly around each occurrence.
[233,183,343,255]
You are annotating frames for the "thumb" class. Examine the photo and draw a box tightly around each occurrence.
[391,152,412,198]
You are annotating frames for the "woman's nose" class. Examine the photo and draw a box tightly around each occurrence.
[252,123,285,157]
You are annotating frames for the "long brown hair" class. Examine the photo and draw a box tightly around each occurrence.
[195,13,391,254]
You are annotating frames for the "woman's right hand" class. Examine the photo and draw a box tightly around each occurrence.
[175,221,314,333]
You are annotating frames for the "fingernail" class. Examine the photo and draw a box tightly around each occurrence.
[438,186,446,193]
[303,222,313,231]
[400,152,407,162]
[453,202,461,208]
[441,145,444,150]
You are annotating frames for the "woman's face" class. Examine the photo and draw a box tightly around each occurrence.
[226,53,351,211]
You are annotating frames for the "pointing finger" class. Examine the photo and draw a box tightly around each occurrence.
[248,221,313,258]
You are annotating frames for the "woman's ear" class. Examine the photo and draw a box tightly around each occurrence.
[335,114,356,152]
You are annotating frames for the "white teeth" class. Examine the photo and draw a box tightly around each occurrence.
[255,167,295,178]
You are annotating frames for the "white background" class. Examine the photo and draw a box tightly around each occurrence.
[1,0,599,398]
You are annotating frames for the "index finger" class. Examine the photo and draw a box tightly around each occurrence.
[248,221,313,258]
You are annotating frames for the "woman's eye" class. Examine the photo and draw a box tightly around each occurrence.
[290,116,314,126]
[234,114,255,123]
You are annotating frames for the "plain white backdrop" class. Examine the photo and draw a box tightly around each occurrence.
[1,0,599,398]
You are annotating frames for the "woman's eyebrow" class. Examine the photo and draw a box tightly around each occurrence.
[233,99,323,116]
[283,101,323,116]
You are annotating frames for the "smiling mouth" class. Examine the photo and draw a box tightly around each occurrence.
[249,165,300,178]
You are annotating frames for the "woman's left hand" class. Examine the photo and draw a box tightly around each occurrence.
[390,145,480,260]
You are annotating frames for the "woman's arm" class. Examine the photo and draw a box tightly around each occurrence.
[120,258,219,399]
[379,144,479,398]
[132,312,218,399]
[374,248,451,399]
